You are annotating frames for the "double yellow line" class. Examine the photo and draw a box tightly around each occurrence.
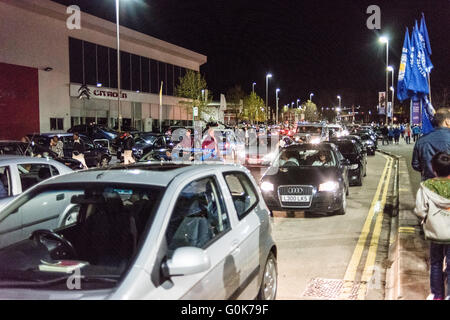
[339,155,394,300]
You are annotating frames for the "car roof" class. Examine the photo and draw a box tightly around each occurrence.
[285,143,333,150]
[37,163,246,188]
[0,140,26,144]
[0,155,67,165]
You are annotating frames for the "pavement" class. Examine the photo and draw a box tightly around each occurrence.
[379,141,430,300]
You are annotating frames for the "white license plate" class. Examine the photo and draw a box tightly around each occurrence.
[281,195,310,202]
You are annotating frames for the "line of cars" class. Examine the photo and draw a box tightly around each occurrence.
[256,122,377,216]
[0,121,378,299]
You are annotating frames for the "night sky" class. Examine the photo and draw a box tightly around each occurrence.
[53,0,449,114]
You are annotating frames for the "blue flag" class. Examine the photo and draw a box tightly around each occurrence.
[421,97,434,135]
[406,24,429,95]
[419,13,433,72]
[397,28,411,102]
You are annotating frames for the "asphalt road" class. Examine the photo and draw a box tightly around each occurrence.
[246,152,395,300]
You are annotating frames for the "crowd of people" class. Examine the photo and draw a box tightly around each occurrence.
[379,123,421,145]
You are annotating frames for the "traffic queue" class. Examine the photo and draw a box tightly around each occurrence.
[0,121,378,299]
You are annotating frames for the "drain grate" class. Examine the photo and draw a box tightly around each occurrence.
[301,278,361,300]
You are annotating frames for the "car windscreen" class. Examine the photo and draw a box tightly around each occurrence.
[136,135,158,145]
[273,148,336,167]
[332,142,356,155]
[0,183,164,290]
[296,126,323,134]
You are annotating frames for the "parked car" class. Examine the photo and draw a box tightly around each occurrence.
[28,133,111,167]
[260,143,349,215]
[67,124,119,151]
[0,156,73,246]
[132,133,174,160]
[0,164,277,300]
[330,139,367,186]
[0,141,82,170]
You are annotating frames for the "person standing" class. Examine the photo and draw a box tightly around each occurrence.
[50,136,64,158]
[388,126,394,144]
[72,133,88,169]
[393,125,401,145]
[123,131,136,165]
[412,125,421,142]
[202,128,220,161]
[414,152,450,300]
[381,125,389,146]
[405,124,412,145]
[412,107,450,181]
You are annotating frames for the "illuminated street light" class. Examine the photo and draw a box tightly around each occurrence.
[252,82,256,93]
[310,93,314,101]
[265,73,272,123]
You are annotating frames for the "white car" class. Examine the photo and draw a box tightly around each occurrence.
[0,163,277,300]
[0,156,73,247]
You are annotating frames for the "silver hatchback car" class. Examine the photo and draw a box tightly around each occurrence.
[0,164,277,300]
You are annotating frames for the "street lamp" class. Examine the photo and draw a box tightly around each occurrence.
[337,96,341,121]
[379,35,389,125]
[297,99,300,108]
[387,66,394,124]
[276,88,280,124]
[310,93,314,101]
[265,74,272,123]
[252,82,256,93]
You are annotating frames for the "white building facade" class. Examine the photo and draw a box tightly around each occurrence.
[0,0,207,139]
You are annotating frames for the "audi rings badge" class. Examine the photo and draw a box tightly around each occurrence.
[288,187,303,194]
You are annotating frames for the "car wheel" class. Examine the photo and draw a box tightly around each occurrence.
[257,252,277,300]
[100,156,109,168]
[335,191,346,215]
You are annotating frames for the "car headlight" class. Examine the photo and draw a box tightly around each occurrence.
[261,181,274,192]
[318,181,339,192]
[295,136,300,141]
[349,164,359,170]
[310,138,321,144]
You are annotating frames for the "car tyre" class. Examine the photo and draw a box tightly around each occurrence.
[257,252,277,300]
[99,156,110,168]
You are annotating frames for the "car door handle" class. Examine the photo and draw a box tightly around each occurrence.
[230,240,240,256]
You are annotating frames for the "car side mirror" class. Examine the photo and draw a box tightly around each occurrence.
[163,247,211,277]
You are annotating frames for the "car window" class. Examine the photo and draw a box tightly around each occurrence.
[17,163,52,192]
[165,176,230,254]
[0,166,12,199]
[223,172,258,220]
[49,165,60,176]
[80,137,94,149]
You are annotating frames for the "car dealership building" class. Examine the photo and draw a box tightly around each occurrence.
[0,0,207,140]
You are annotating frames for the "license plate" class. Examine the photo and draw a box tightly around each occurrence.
[281,195,310,202]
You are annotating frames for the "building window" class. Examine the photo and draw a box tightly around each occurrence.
[120,51,131,91]
[150,59,158,93]
[167,64,174,96]
[50,118,64,131]
[69,38,83,84]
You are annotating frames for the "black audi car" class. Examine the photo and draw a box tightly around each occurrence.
[260,143,349,215]
[330,139,367,186]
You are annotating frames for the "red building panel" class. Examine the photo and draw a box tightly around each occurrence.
[0,62,40,140]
